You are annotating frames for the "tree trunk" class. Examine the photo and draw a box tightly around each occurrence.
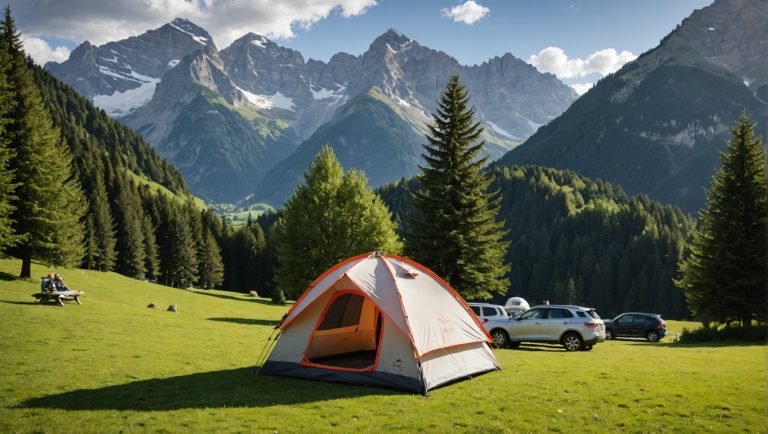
[20,251,31,278]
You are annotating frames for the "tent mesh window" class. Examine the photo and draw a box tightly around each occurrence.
[318,294,364,330]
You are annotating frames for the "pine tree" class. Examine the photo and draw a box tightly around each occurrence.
[2,7,86,276]
[164,208,198,288]
[82,169,116,271]
[406,74,509,299]
[141,216,160,280]
[197,230,224,289]
[275,145,401,298]
[111,175,146,278]
[676,111,768,327]
[0,27,16,252]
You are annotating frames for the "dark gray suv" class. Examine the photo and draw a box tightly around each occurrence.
[484,305,606,351]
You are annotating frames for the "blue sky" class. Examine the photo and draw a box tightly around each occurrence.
[281,0,711,64]
[13,0,713,92]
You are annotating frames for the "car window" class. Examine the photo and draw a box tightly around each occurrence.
[587,310,601,320]
[576,311,586,318]
[617,315,634,325]
[482,306,498,317]
[548,308,573,319]
[470,305,480,316]
[519,308,544,320]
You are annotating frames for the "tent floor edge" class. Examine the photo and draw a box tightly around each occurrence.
[425,366,501,393]
[260,360,424,394]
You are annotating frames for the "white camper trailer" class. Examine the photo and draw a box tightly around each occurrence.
[504,297,530,317]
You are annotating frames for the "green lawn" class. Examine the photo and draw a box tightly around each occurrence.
[0,258,764,433]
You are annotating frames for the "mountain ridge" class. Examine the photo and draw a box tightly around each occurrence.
[498,0,768,213]
[46,21,578,204]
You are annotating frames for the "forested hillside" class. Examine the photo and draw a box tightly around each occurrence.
[380,165,695,319]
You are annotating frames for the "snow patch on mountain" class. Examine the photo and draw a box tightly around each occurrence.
[237,86,273,109]
[310,83,346,100]
[249,36,268,48]
[237,86,295,111]
[93,76,159,117]
[269,92,295,110]
[169,20,208,45]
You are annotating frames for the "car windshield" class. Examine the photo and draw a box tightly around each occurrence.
[519,309,545,320]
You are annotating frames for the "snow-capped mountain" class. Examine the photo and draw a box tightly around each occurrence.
[46,21,578,203]
[47,18,214,117]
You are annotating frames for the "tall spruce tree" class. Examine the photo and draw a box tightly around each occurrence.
[141,216,160,280]
[676,111,768,327]
[2,7,85,276]
[163,207,198,288]
[274,145,401,298]
[198,230,224,289]
[0,27,16,252]
[82,168,116,271]
[406,74,509,299]
[111,174,146,278]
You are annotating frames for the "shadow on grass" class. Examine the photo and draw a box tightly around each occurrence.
[0,299,54,306]
[0,271,16,281]
[189,290,288,307]
[20,367,396,411]
[629,340,767,348]
[496,343,564,352]
[208,317,278,327]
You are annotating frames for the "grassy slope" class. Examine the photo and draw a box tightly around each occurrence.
[124,170,207,210]
[0,258,764,433]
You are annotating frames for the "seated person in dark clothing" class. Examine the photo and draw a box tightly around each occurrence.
[41,273,55,293]
[53,273,70,292]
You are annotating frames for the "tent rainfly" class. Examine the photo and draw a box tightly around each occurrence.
[261,252,500,395]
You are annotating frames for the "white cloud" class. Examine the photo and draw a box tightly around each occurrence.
[570,83,593,95]
[10,0,378,51]
[528,46,637,79]
[441,1,490,25]
[22,36,71,65]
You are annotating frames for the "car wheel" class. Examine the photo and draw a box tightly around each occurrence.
[491,329,510,348]
[580,344,593,351]
[646,331,660,342]
[605,329,613,340]
[562,332,583,352]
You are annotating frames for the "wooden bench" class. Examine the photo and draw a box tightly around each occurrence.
[32,290,85,306]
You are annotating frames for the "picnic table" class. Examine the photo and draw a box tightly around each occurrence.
[32,290,85,306]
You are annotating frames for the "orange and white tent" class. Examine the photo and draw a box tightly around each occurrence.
[261,252,499,395]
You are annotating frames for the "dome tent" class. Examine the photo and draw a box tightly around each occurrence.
[261,252,499,395]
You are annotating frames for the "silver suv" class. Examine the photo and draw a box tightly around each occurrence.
[484,305,605,351]
[468,303,509,323]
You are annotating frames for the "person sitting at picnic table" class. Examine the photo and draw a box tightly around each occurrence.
[53,273,70,292]
[41,273,56,293]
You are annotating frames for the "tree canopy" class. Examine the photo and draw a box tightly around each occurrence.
[406,73,509,300]
[676,111,767,327]
[274,145,401,299]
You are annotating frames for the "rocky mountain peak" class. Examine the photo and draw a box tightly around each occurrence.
[370,28,416,53]
[668,0,768,96]
[163,18,213,46]
[65,40,97,64]
[238,32,274,49]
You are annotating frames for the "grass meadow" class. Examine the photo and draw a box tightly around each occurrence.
[0,258,765,433]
